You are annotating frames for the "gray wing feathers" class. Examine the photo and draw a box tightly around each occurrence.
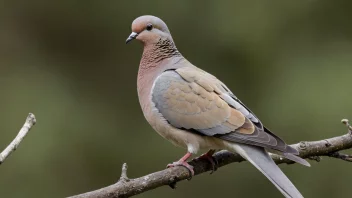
[283,153,310,167]
[220,93,259,123]
[152,70,303,155]
[198,124,233,136]
[152,70,236,134]
[229,143,304,198]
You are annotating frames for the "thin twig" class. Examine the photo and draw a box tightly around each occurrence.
[119,163,130,182]
[328,152,352,162]
[0,113,36,165]
[68,118,352,198]
[341,119,352,133]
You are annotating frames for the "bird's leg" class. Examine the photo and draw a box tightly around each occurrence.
[198,149,218,174]
[167,152,194,177]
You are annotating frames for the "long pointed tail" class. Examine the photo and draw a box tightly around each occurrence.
[225,142,304,198]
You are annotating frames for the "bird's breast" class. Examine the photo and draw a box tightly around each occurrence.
[136,57,223,153]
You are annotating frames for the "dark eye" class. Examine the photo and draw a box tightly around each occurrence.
[146,24,153,31]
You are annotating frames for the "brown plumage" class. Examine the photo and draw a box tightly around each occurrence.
[127,15,309,198]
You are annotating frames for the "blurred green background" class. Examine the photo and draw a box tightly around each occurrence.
[0,0,351,197]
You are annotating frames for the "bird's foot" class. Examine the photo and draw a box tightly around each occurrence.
[199,150,218,174]
[167,161,194,179]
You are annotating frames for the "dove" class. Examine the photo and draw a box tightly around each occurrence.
[126,15,309,198]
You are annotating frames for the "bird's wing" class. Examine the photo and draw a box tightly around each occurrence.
[152,67,296,154]
[152,67,308,198]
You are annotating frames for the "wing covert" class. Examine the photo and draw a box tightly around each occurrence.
[152,70,246,135]
[152,68,296,154]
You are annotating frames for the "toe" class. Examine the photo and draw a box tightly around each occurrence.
[166,161,194,179]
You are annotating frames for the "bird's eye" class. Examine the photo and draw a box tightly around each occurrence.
[146,24,153,31]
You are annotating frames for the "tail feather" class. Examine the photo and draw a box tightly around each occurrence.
[267,149,311,167]
[226,143,304,198]
[283,153,310,167]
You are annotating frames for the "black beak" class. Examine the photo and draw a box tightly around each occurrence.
[126,32,138,44]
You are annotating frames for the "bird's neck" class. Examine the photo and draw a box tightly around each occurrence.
[137,38,183,112]
[139,38,181,70]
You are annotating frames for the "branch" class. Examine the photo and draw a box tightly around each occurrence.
[0,113,37,165]
[68,119,352,198]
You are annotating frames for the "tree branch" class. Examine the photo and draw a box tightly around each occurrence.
[68,119,352,198]
[0,113,36,165]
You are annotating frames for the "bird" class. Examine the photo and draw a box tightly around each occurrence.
[126,15,309,198]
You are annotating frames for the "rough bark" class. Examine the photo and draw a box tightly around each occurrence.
[68,120,352,198]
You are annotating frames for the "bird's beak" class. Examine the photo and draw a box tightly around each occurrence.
[126,32,138,44]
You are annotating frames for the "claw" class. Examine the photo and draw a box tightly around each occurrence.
[166,152,194,180]
[167,161,194,179]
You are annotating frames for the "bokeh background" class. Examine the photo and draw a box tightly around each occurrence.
[0,1,351,197]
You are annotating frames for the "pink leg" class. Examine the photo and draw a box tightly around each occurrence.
[199,149,218,174]
[167,152,194,177]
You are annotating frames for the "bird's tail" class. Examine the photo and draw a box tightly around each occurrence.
[224,142,304,198]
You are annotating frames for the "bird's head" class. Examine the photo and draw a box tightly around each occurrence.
[126,15,172,45]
